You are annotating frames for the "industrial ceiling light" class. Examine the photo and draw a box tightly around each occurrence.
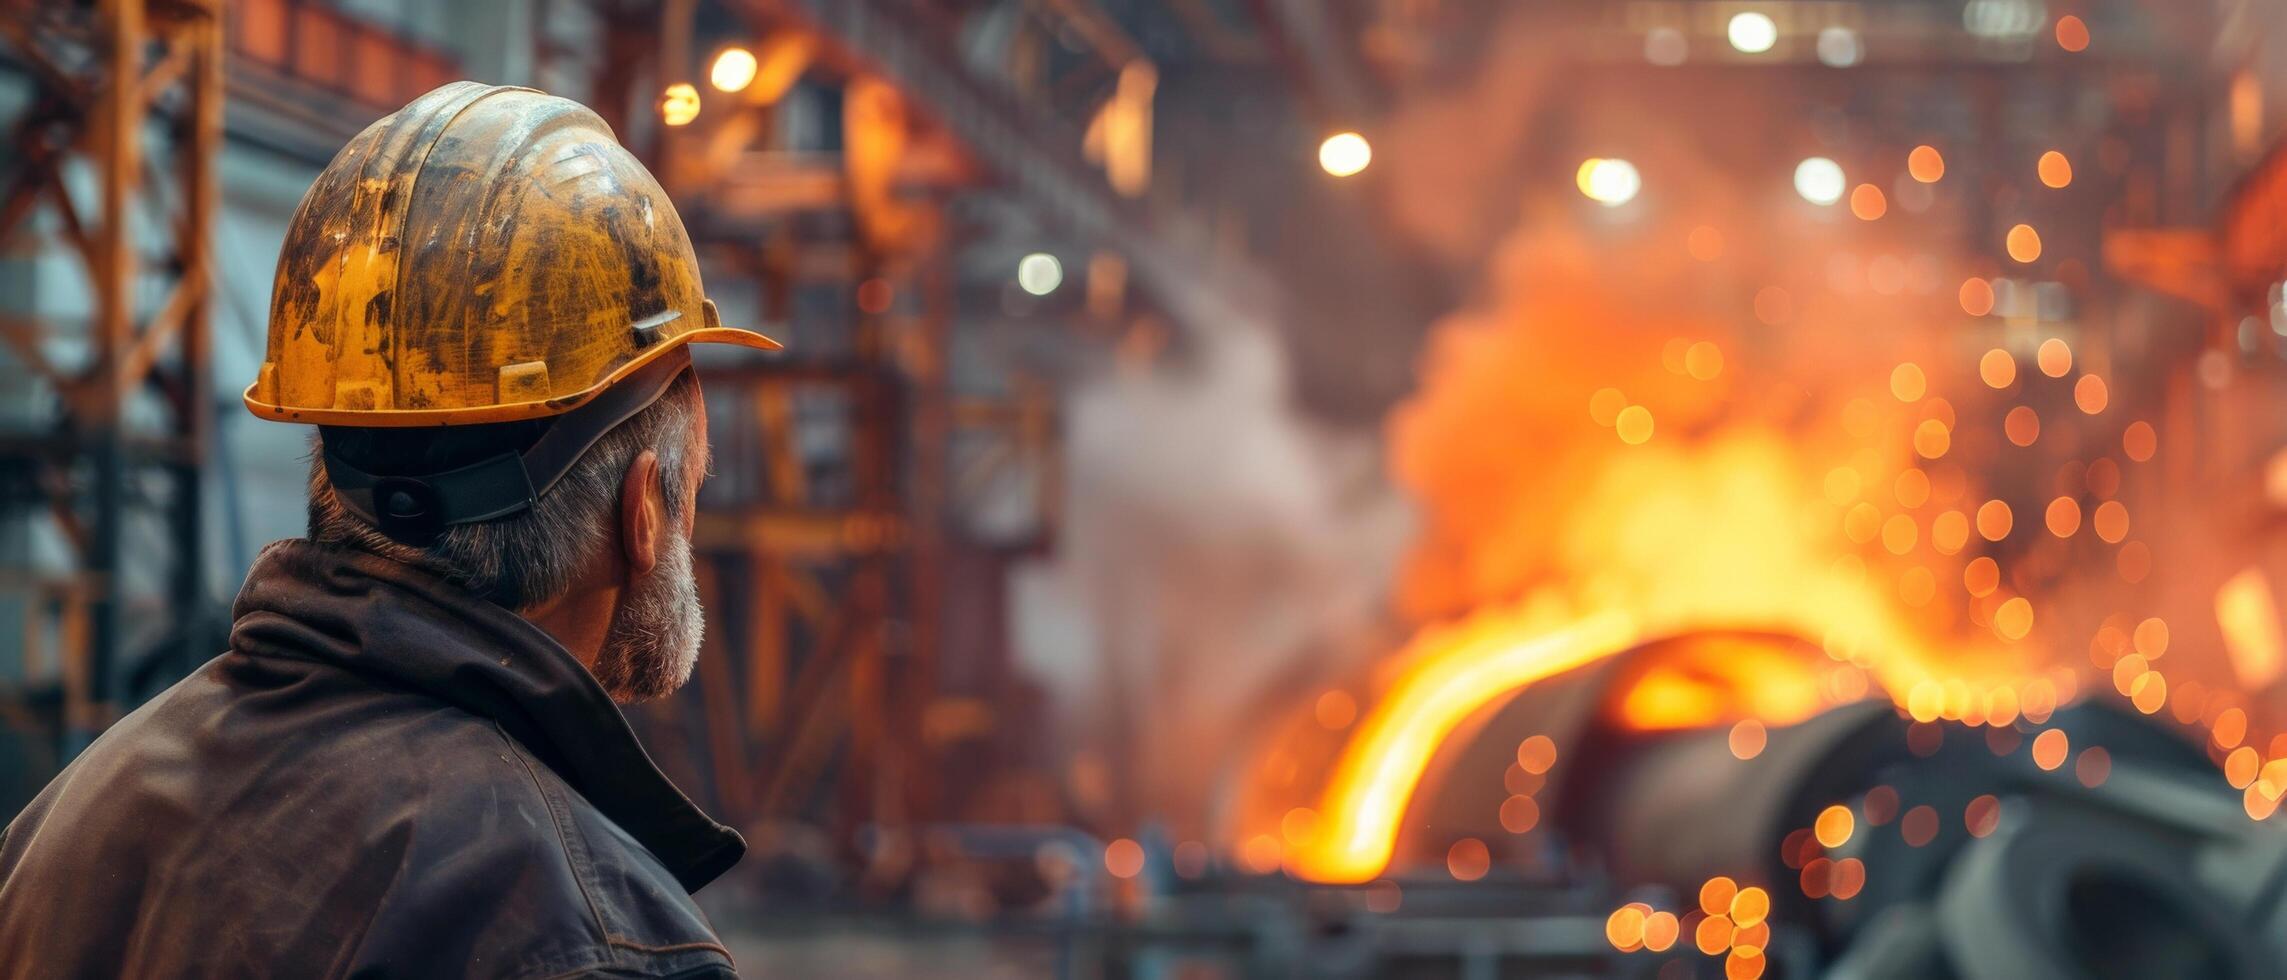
[659,83,701,126]
[1318,132,1372,177]
[1017,252,1064,296]
[1816,26,1863,67]
[1794,157,1846,205]
[710,47,759,93]
[1577,158,1642,207]
[1644,27,1688,66]
[1727,12,1779,54]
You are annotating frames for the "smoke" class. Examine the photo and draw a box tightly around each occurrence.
[1012,326,1411,832]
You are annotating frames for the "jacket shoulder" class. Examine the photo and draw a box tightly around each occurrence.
[468,727,737,979]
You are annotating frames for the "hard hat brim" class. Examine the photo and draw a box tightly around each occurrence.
[243,324,780,428]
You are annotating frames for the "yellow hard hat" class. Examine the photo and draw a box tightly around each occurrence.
[244,81,778,428]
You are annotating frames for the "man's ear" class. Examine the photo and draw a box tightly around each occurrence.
[618,448,662,578]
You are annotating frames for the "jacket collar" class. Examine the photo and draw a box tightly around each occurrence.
[227,539,745,892]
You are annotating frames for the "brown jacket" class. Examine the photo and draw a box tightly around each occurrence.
[0,540,743,978]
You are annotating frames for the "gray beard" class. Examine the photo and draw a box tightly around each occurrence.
[592,523,704,703]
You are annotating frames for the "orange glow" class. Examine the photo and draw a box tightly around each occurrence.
[1617,637,1828,731]
[1959,278,1995,315]
[1282,613,1637,882]
[1890,363,1926,402]
[1499,794,1541,833]
[1964,557,1999,598]
[1965,794,2001,837]
[2032,728,2069,769]
[1895,469,1930,507]
[1105,838,1146,878]
[2134,618,2169,658]
[1913,419,1951,459]
[2227,747,2260,788]
[1933,511,1970,553]
[1589,388,1628,426]
[2036,338,2072,377]
[1516,735,1558,774]
[2037,151,2073,189]
[2092,501,2129,542]
[1908,145,1945,182]
[2045,497,2081,537]
[1289,433,2033,880]
[2055,16,2089,52]
[1696,913,1734,954]
[1850,184,1888,220]
[2130,672,2167,714]
[1729,719,1768,759]
[1643,910,1680,952]
[2005,406,2041,446]
[1446,838,1491,881]
[1829,858,1866,900]
[1994,597,2034,641]
[659,83,701,126]
[1606,903,1649,950]
[1979,349,2017,388]
[2218,569,2286,689]
[2074,375,2109,414]
[1976,500,2014,540]
[2119,543,2151,583]
[1615,405,1656,444]
[2215,708,2249,749]
[1272,214,2073,887]
[2123,421,2158,461]
[1282,807,1322,845]
[2006,224,2043,263]
[1694,878,1735,917]
[1240,834,1282,874]
[1801,857,1832,898]
[1902,805,1938,846]
[1730,886,1770,928]
[1316,690,1358,729]
[1727,947,1767,980]
[1814,805,1855,848]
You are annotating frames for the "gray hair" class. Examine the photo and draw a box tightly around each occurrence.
[306,373,703,611]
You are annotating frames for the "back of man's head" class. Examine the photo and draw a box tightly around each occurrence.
[307,372,701,611]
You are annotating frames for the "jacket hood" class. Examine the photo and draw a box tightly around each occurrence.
[227,538,744,891]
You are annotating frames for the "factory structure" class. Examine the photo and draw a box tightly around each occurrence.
[10,0,2287,975]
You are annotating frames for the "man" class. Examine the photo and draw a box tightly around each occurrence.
[0,82,779,977]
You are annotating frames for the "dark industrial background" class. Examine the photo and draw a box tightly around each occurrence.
[9,1,2287,977]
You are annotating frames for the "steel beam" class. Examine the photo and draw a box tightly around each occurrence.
[749,0,1286,337]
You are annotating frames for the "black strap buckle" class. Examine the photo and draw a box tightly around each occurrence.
[370,476,447,544]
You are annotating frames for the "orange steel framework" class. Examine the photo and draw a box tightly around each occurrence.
[584,6,1070,857]
[0,0,222,757]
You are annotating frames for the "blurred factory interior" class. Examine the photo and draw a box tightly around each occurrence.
[12,0,2287,976]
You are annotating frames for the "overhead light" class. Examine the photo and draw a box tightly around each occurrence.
[1577,158,1642,207]
[1963,0,2045,41]
[1319,132,1372,177]
[1815,26,1863,67]
[1795,157,1846,205]
[1018,253,1064,296]
[1644,27,1688,66]
[710,47,759,93]
[659,83,701,126]
[1728,12,1779,54]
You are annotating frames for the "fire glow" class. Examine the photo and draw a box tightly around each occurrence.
[1250,206,2199,882]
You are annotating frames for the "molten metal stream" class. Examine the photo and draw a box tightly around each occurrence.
[1287,612,1640,883]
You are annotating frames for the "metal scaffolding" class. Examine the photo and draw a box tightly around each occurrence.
[0,0,221,758]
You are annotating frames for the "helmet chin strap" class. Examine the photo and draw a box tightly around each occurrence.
[322,347,693,544]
